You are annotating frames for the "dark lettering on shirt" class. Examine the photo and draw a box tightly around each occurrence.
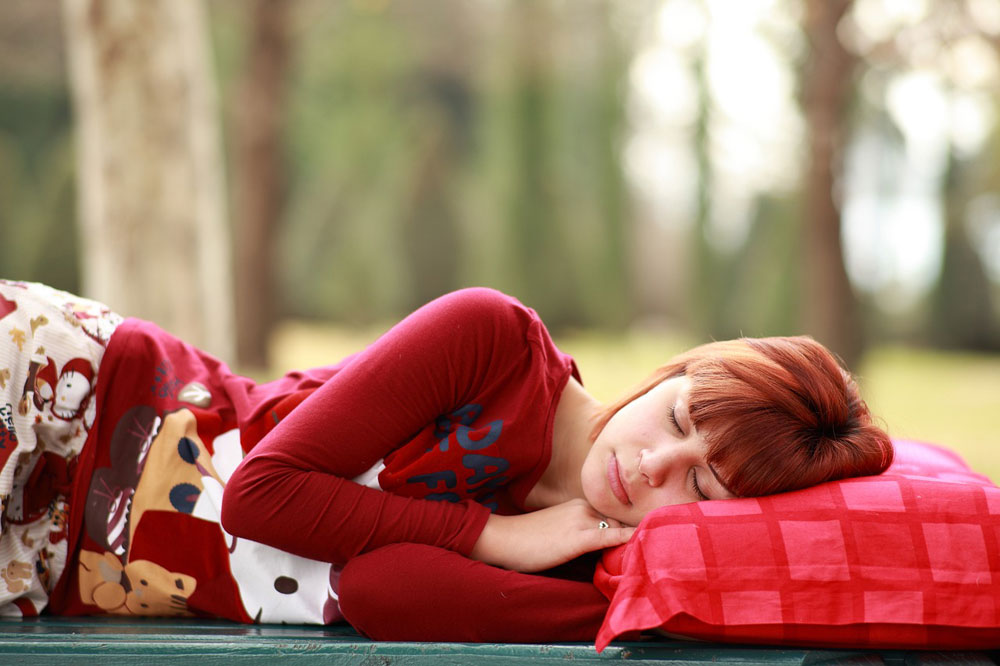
[406,403,509,513]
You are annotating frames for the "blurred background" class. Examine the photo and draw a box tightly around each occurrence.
[1,0,998,477]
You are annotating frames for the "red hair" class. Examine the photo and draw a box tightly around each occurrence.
[590,336,893,497]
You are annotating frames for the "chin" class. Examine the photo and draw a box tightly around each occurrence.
[596,501,634,527]
[615,510,642,528]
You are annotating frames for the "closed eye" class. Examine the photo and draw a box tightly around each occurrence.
[668,406,683,435]
[690,467,710,501]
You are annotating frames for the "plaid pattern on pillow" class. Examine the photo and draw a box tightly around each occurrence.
[594,441,1000,650]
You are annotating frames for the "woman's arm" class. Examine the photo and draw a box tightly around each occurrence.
[222,289,526,563]
[224,288,601,566]
[338,543,609,642]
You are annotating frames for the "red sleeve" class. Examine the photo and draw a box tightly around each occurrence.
[222,288,540,564]
[338,543,609,642]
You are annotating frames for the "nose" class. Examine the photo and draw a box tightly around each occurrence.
[638,444,685,487]
[638,436,704,487]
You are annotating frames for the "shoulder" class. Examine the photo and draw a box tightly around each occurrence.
[418,288,541,332]
[418,289,574,380]
[428,287,528,315]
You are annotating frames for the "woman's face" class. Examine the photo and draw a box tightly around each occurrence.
[580,375,736,526]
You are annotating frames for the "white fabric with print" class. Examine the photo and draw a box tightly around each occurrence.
[0,280,122,617]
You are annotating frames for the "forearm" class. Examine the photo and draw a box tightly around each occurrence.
[222,289,522,562]
[222,453,490,564]
[339,543,609,642]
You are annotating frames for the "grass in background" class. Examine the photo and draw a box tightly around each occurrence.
[271,322,999,483]
[859,347,1000,483]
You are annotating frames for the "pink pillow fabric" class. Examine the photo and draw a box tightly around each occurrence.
[594,440,1000,650]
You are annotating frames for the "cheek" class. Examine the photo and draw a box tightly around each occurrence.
[604,502,647,528]
[579,449,603,506]
[624,487,683,525]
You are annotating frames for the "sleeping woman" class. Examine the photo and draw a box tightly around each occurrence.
[0,280,891,641]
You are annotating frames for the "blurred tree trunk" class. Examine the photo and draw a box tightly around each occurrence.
[592,0,630,328]
[507,1,574,326]
[62,0,233,360]
[928,149,998,350]
[231,0,293,369]
[800,0,862,367]
[396,0,470,312]
[690,43,718,337]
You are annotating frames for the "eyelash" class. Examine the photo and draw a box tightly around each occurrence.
[670,406,707,500]
[690,468,709,501]
[668,406,682,435]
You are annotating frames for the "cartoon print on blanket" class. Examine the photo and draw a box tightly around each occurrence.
[83,405,160,556]
[81,406,337,622]
[1,560,33,595]
[78,550,196,615]
[18,353,96,429]
[0,281,123,619]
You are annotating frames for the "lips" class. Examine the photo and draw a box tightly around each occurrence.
[607,453,631,506]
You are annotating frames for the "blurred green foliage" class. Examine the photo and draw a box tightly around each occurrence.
[3,1,1000,349]
[860,346,1000,482]
[0,84,79,292]
[207,1,634,330]
[2,1,999,372]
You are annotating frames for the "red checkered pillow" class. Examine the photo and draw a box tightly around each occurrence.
[594,440,1000,650]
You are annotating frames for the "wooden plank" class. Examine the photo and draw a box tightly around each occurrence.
[0,619,994,665]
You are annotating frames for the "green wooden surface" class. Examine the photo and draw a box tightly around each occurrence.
[0,618,995,665]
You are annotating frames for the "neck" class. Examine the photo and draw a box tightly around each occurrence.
[526,376,602,509]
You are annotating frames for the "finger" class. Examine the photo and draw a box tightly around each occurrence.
[578,525,635,554]
[598,517,623,530]
[598,526,635,548]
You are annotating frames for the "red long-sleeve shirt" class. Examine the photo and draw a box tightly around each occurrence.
[224,287,577,562]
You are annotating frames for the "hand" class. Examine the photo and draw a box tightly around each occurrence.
[469,498,635,573]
